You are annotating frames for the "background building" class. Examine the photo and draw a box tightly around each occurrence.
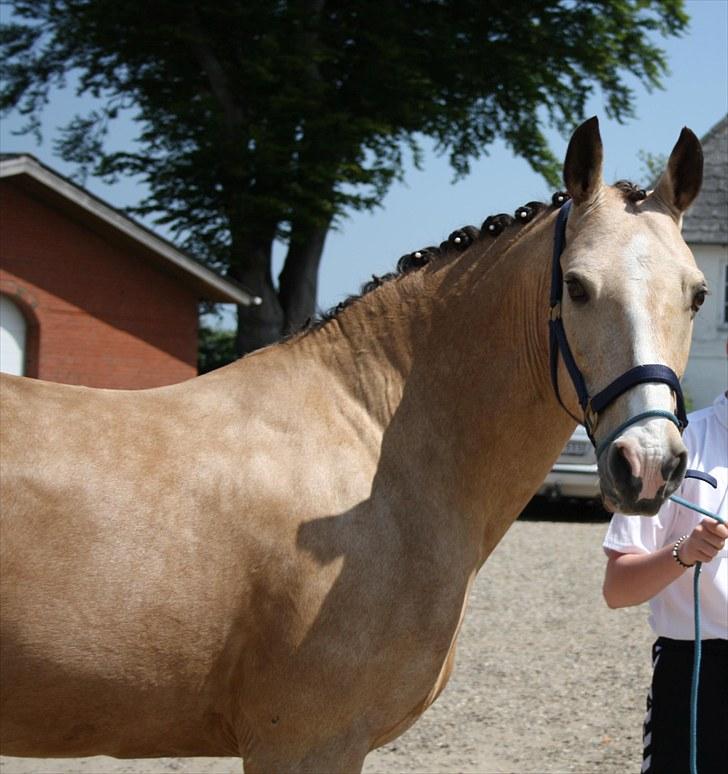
[681,116,728,409]
[0,154,256,389]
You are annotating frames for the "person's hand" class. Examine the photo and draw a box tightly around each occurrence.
[679,520,728,566]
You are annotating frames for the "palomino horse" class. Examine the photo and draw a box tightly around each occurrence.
[0,118,705,772]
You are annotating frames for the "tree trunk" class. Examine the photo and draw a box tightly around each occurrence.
[230,221,330,356]
[230,235,284,356]
[277,222,330,334]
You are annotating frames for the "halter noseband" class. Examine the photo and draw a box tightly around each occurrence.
[548,199,688,457]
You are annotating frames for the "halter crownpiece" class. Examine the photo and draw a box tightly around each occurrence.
[548,199,689,455]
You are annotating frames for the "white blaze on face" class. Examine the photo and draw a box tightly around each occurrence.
[616,233,676,500]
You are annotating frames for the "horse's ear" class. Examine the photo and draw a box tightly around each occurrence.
[563,116,603,206]
[651,128,703,217]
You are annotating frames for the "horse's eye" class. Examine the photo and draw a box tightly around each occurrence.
[566,279,588,303]
[692,289,707,312]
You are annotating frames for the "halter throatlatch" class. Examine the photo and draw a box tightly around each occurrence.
[548,199,688,455]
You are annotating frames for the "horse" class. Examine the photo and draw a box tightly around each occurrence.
[0,117,705,772]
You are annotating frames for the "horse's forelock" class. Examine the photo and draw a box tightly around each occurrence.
[613,180,648,204]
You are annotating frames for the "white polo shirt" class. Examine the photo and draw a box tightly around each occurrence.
[602,392,728,640]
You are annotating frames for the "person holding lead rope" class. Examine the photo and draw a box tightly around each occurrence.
[602,390,727,774]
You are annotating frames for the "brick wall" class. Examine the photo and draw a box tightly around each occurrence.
[0,181,198,389]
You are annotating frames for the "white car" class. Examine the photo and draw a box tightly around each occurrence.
[539,425,600,500]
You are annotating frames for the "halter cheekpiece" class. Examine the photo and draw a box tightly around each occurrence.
[548,199,688,456]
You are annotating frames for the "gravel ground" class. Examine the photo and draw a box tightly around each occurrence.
[1,502,654,774]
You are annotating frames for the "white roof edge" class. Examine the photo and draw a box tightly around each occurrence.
[0,155,261,307]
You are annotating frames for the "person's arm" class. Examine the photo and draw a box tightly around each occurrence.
[603,519,728,608]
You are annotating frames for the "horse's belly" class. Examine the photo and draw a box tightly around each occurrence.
[0,642,235,758]
[0,517,240,758]
[0,620,237,758]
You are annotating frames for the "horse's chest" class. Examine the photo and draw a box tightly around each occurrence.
[333,572,468,719]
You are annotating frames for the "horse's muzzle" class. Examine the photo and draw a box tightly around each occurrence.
[599,434,687,515]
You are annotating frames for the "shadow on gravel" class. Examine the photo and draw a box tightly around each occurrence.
[519,495,611,523]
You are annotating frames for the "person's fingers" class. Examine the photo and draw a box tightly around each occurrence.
[696,523,726,550]
[691,538,721,561]
[703,520,728,539]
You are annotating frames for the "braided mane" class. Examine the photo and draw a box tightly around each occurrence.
[301,181,645,333]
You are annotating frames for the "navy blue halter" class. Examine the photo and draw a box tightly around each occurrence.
[548,199,688,454]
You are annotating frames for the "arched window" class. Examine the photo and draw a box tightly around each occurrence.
[0,294,27,376]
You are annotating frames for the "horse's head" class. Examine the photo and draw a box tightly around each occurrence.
[558,117,705,515]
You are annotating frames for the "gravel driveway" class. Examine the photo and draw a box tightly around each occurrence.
[1,503,653,774]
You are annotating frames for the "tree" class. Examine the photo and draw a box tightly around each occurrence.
[198,326,237,374]
[638,149,669,184]
[1,0,688,354]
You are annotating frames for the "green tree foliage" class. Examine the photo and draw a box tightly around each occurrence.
[638,149,669,184]
[197,326,237,374]
[1,0,688,354]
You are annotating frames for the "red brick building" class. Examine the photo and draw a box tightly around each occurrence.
[0,154,256,389]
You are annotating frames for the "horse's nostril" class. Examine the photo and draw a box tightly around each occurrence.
[662,450,687,485]
[613,438,642,481]
[610,444,638,491]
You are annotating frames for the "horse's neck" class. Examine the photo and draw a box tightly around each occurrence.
[295,214,576,559]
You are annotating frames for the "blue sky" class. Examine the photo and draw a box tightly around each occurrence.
[1,0,726,326]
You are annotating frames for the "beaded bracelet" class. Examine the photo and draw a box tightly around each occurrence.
[672,534,695,568]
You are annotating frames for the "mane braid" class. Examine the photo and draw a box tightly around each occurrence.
[296,190,571,336]
[614,180,647,202]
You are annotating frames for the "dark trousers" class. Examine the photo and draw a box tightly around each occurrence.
[643,637,728,773]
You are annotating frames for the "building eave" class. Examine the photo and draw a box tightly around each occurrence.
[0,154,261,307]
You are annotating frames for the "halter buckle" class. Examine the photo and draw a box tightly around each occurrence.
[584,402,599,436]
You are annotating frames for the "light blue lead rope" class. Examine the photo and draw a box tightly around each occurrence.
[595,410,682,459]
[666,493,725,774]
